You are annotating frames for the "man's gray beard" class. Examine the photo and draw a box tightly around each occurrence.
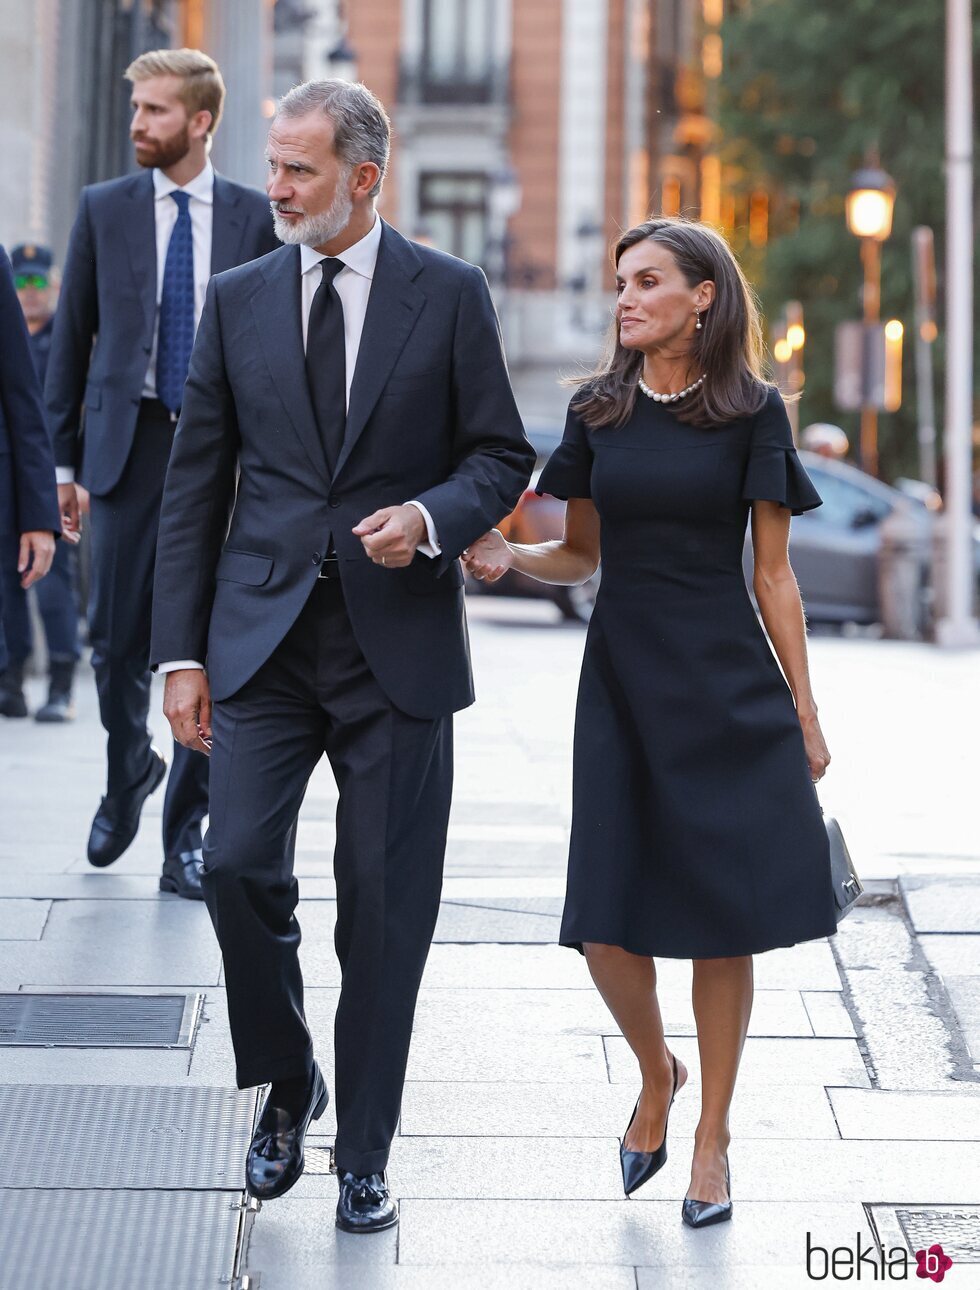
[272,182,354,247]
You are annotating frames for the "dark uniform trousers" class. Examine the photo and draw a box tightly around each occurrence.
[87,398,209,854]
[201,573,453,1178]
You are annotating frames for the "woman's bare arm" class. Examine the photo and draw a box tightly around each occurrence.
[750,499,830,779]
[462,498,601,586]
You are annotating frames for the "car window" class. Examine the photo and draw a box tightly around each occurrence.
[802,469,892,527]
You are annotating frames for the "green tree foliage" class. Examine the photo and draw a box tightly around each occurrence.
[718,0,978,480]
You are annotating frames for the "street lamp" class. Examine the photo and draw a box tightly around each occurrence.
[846,157,896,477]
[326,35,357,82]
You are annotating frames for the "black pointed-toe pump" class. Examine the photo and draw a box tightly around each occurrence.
[681,1153,732,1228]
[620,1050,679,1196]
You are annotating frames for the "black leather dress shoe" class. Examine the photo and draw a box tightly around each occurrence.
[87,748,168,867]
[336,1170,399,1233]
[682,1154,733,1228]
[621,1050,679,1196]
[159,849,205,900]
[245,1063,329,1200]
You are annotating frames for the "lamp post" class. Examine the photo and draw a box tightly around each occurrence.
[845,158,896,478]
[487,165,522,339]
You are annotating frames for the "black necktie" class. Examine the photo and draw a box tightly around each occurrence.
[305,257,347,475]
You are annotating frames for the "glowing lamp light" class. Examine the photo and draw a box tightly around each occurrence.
[884,319,904,342]
[786,323,805,351]
[845,166,896,242]
[773,338,793,364]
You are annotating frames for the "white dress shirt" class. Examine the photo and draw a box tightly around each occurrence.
[56,161,214,486]
[158,215,441,675]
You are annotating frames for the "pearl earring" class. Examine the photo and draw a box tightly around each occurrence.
[695,308,702,330]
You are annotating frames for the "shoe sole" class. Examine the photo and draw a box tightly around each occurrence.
[335,1210,399,1234]
[244,1079,330,1201]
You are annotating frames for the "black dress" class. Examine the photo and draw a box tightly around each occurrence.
[536,384,838,959]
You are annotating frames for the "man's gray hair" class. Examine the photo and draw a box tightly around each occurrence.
[276,80,391,199]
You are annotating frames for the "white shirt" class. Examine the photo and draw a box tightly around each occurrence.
[158,215,442,675]
[56,161,214,486]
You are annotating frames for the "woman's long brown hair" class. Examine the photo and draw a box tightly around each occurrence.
[569,216,777,429]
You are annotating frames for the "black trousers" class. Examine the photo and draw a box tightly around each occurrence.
[87,399,209,857]
[202,576,453,1177]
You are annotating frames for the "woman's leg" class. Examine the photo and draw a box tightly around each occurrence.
[688,954,754,1203]
[583,942,688,1151]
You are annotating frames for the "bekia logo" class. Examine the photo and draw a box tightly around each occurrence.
[805,1232,955,1281]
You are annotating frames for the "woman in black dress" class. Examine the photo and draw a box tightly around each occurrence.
[462,217,836,1228]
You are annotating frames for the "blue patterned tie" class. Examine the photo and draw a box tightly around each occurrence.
[157,190,195,414]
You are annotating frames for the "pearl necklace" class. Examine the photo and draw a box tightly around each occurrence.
[637,373,706,403]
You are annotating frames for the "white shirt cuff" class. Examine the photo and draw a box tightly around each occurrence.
[405,500,441,557]
[156,660,205,674]
[55,467,75,485]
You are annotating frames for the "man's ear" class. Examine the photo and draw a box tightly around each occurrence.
[351,161,381,200]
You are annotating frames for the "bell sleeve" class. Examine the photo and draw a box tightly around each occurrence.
[534,401,594,500]
[741,386,823,516]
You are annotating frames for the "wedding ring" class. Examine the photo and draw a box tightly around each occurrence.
[381,555,386,566]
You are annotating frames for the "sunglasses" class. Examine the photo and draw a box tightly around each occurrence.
[14,273,49,290]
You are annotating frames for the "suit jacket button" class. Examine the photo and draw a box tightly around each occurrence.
[312,552,321,564]
[328,497,340,508]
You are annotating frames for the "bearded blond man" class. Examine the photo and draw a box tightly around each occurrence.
[46,49,279,896]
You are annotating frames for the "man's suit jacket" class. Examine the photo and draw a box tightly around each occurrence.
[0,246,60,669]
[45,169,280,496]
[150,221,535,720]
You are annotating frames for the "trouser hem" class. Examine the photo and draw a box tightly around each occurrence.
[333,1143,391,1178]
[235,1045,314,1089]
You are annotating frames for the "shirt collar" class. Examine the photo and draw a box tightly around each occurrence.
[153,159,215,205]
[299,215,382,281]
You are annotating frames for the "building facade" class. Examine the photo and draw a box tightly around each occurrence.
[346,0,737,420]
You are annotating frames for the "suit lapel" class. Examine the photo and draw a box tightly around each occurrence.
[250,246,330,482]
[333,222,425,483]
[121,171,157,341]
[210,175,247,275]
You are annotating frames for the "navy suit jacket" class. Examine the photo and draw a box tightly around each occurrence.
[150,221,535,719]
[0,246,60,669]
[45,169,280,496]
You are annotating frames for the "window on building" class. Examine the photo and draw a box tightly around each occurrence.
[419,172,489,265]
[423,0,495,99]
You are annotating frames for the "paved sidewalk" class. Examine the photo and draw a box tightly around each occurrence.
[1,602,979,1288]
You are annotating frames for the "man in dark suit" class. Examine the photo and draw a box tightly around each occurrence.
[0,243,82,723]
[0,247,60,677]
[45,49,279,898]
[151,80,534,1232]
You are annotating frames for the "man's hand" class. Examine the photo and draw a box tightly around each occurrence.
[18,531,55,588]
[58,482,81,537]
[353,504,427,568]
[163,669,213,756]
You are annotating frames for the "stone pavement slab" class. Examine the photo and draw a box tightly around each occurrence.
[829,1087,980,1140]
[604,1035,873,1088]
[0,898,50,939]
[399,1079,843,1140]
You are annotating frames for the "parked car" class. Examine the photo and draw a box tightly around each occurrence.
[468,425,980,627]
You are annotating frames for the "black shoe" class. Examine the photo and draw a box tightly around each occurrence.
[620,1050,679,1196]
[87,747,168,868]
[245,1062,329,1200]
[35,660,76,723]
[0,664,28,718]
[336,1170,399,1234]
[682,1154,733,1228]
[160,849,205,900]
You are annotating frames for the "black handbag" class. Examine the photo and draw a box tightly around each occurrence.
[823,810,863,922]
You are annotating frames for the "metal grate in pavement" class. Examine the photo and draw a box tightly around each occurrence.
[897,1208,980,1262]
[0,991,200,1047]
[0,1188,247,1290]
[0,1084,258,1189]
